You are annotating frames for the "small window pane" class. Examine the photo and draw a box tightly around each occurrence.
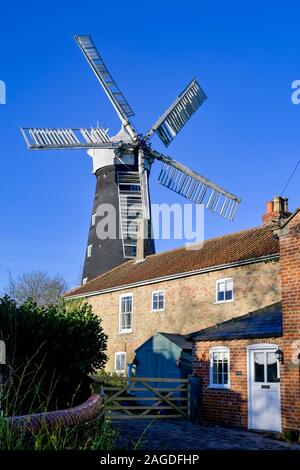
[218,291,225,302]
[121,296,132,314]
[158,292,164,309]
[254,352,265,382]
[225,290,233,301]
[267,352,278,383]
[121,312,132,330]
[218,282,225,292]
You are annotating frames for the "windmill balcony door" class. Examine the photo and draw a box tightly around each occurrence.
[247,344,281,433]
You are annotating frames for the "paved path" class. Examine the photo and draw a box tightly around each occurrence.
[113,419,300,450]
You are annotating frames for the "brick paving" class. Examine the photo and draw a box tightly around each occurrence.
[112,419,300,450]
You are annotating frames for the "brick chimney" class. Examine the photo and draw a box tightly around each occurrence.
[262,196,290,225]
[136,218,152,263]
[274,208,300,436]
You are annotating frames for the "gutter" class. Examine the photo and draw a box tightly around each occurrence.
[65,253,279,300]
[189,331,283,342]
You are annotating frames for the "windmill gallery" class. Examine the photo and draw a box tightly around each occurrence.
[21,35,300,438]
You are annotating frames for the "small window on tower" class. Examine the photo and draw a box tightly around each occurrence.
[87,245,92,258]
[92,214,96,226]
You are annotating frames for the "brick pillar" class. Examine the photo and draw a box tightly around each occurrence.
[275,210,300,434]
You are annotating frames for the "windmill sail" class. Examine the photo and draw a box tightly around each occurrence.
[144,79,207,146]
[21,127,123,150]
[151,150,240,220]
[74,35,137,139]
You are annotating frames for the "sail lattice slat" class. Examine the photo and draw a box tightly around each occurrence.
[156,157,240,221]
[145,79,207,146]
[74,35,135,121]
[21,127,119,150]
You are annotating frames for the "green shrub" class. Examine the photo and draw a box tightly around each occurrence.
[0,296,107,413]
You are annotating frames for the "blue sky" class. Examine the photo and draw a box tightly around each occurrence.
[0,0,300,291]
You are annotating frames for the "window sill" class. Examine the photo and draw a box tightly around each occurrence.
[208,385,230,390]
[118,330,133,335]
[151,309,165,313]
[214,300,234,305]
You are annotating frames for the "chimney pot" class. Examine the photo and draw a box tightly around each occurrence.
[266,201,274,214]
[262,196,290,225]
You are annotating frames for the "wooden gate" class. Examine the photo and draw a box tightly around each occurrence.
[91,376,190,420]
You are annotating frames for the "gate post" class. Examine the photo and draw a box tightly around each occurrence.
[188,376,202,423]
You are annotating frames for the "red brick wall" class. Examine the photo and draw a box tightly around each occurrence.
[193,337,283,428]
[278,210,300,432]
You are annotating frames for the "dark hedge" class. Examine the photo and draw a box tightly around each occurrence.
[0,296,107,414]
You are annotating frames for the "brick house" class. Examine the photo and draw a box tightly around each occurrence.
[189,203,300,436]
[189,303,283,431]
[65,197,287,376]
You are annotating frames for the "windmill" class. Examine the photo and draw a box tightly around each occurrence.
[21,35,241,284]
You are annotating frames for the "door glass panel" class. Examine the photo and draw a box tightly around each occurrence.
[254,352,265,382]
[267,352,278,383]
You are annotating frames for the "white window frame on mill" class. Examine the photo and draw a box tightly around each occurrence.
[119,294,133,333]
[115,352,126,374]
[215,278,233,303]
[209,346,230,389]
[152,290,165,312]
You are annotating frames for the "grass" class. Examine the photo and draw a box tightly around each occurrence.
[0,358,118,450]
[0,415,118,450]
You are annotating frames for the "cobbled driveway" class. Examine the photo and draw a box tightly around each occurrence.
[113,419,300,450]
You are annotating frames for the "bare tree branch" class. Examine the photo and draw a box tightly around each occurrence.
[4,271,68,306]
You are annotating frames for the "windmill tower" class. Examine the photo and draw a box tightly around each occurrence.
[21,35,241,284]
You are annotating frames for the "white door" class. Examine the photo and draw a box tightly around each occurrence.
[248,345,281,432]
